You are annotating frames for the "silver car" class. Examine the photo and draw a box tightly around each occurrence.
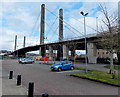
[18,58,34,64]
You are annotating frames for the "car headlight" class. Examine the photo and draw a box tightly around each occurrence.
[54,66,59,68]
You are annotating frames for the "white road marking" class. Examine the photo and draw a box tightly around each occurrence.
[24,64,33,66]
[56,70,80,73]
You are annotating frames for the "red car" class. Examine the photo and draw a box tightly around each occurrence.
[41,57,49,61]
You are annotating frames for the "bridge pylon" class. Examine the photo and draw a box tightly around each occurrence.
[39,4,45,57]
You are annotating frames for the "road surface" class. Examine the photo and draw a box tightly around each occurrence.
[2,59,119,95]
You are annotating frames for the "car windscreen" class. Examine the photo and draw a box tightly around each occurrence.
[20,58,25,61]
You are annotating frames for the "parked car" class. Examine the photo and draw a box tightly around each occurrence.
[50,61,74,71]
[18,58,34,64]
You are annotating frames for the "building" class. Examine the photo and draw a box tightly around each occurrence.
[97,49,117,59]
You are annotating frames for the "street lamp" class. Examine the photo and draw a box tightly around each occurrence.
[16,46,19,58]
[96,17,98,33]
[80,11,88,73]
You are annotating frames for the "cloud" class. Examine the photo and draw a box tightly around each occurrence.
[1,0,119,2]
[1,0,82,3]
[2,2,41,33]
[0,27,35,50]
[1,1,118,51]
[63,17,98,39]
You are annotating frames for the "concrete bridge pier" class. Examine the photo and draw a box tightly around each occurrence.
[63,44,69,60]
[71,50,75,60]
[57,45,63,60]
[39,47,45,57]
[49,46,53,61]
[87,42,97,63]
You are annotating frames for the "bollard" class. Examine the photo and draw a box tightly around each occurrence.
[17,75,21,86]
[9,71,13,79]
[42,93,49,97]
[28,82,34,97]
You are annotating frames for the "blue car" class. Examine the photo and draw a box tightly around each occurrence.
[51,61,74,71]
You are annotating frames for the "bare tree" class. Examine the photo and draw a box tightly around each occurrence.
[117,1,120,65]
[97,3,118,74]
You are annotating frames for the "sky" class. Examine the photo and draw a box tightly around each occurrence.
[0,0,119,54]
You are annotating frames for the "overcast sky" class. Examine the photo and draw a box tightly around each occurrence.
[0,0,119,53]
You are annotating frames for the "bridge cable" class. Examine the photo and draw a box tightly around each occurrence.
[44,20,62,41]
[27,11,41,46]
[64,25,80,38]
[30,11,41,37]
[45,8,82,40]
[45,17,58,39]
[45,8,85,42]
[68,16,99,33]
[45,7,84,36]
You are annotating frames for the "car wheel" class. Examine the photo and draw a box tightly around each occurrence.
[70,66,74,70]
[58,68,62,72]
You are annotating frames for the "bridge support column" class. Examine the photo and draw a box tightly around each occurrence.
[39,47,45,57]
[57,45,63,60]
[87,42,97,63]
[63,44,69,60]
[49,46,53,61]
[71,50,75,58]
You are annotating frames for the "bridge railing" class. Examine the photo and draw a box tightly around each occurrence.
[43,33,97,45]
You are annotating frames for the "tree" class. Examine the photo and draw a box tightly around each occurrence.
[97,4,119,74]
[117,1,120,65]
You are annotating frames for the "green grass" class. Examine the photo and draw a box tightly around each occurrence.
[74,62,86,64]
[74,66,86,70]
[104,65,120,70]
[70,70,120,85]
[74,62,93,65]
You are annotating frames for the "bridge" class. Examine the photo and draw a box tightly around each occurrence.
[11,33,101,64]
[11,4,101,64]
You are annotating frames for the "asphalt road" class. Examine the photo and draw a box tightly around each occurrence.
[2,59,119,95]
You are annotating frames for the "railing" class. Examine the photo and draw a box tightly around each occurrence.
[18,33,97,49]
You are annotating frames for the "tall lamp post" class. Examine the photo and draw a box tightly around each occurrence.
[80,11,88,73]
[17,46,19,58]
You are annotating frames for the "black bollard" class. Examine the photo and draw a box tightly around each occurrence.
[17,75,21,86]
[9,71,13,79]
[42,93,49,97]
[28,82,34,97]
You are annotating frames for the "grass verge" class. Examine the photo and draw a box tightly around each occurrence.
[74,66,86,70]
[104,65,120,70]
[70,70,120,86]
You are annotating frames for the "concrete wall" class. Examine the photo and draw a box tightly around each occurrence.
[63,44,69,59]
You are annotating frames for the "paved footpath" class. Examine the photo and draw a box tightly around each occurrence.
[0,60,27,96]
[75,63,119,74]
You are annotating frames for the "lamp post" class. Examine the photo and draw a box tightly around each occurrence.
[96,17,98,33]
[17,46,19,58]
[80,11,88,73]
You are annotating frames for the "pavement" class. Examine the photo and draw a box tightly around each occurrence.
[74,63,119,74]
[0,60,27,96]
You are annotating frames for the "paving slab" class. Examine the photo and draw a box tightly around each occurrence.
[0,60,27,96]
